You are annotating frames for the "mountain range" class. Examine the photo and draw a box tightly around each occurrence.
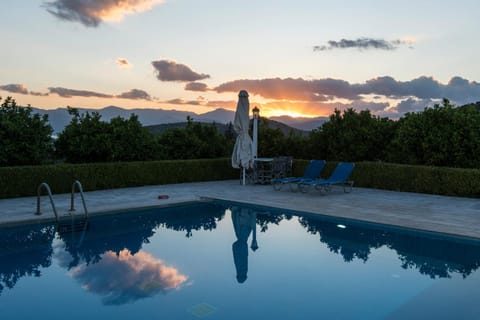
[32,106,328,133]
[144,118,309,137]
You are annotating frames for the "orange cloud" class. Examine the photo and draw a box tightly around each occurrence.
[152,59,210,82]
[70,249,187,305]
[214,78,355,101]
[117,89,152,100]
[214,76,480,103]
[185,82,209,92]
[44,0,165,27]
[116,58,131,68]
[0,84,29,94]
[204,100,238,110]
[48,87,113,98]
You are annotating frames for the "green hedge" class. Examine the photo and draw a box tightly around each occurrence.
[0,158,237,199]
[1,159,479,199]
[293,160,480,198]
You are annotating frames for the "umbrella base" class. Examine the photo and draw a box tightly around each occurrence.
[239,167,255,185]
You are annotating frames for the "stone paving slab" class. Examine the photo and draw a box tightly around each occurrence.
[0,180,479,239]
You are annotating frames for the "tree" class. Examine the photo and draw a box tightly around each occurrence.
[309,108,396,161]
[257,118,285,157]
[157,120,229,159]
[0,97,53,166]
[55,108,157,163]
[110,115,157,161]
[389,99,480,167]
[224,121,236,149]
[55,108,113,163]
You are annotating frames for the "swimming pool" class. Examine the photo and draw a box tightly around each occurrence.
[1,200,479,319]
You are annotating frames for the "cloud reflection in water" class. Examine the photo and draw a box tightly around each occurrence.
[70,249,187,305]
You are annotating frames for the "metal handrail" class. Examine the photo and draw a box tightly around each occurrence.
[35,183,58,221]
[70,180,88,218]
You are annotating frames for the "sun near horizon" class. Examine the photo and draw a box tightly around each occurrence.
[1,1,480,120]
[1,92,330,119]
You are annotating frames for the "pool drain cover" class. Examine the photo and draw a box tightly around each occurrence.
[188,303,217,318]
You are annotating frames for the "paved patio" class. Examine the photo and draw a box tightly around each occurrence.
[0,180,479,239]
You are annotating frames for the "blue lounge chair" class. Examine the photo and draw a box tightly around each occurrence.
[298,162,355,193]
[272,160,326,191]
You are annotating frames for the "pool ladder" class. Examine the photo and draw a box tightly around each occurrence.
[35,182,58,220]
[36,181,89,233]
[69,180,89,219]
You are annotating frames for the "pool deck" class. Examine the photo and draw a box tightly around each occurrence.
[0,180,479,239]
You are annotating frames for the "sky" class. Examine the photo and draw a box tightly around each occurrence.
[1,0,480,118]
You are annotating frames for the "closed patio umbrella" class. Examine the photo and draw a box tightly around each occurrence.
[231,90,253,185]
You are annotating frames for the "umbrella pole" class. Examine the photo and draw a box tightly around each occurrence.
[242,167,246,185]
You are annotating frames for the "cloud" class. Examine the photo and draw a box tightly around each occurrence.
[361,76,480,104]
[30,91,49,96]
[43,0,165,27]
[184,82,209,92]
[213,78,359,101]
[116,58,131,68]
[70,249,187,305]
[362,76,442,99]
[393,98,435,114]
[213,76,480,105]
[204,100,238,110]
[0,84,29,94]
[165,98,202,106]
[49,86,154,100]
[152,60,210,82]
[116,89,151,100]
[48,87,113,98]
[444,76,480,105]
[313,37,413,51]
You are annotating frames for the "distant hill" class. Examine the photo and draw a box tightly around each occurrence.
[31,105,323,133]
[196,108,235,123]
[145,118,307,137]
[145,122,230,136]
[261,118,309,136]
[32,106,196,133]
[269,115,328,131]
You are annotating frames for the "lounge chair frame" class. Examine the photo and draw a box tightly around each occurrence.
[272,160,326,191]
[298,162,355,194]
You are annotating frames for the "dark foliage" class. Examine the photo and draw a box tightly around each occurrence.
[55,107,157,163]
[157,118,233,159]
[308,109,397,162]
[0,97,53,166]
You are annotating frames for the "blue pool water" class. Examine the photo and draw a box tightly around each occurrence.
[1,200,479,319]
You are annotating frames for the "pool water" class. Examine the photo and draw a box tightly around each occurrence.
[1,200,479,319]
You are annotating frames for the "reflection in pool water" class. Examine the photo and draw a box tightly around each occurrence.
[55,245,187,305]
[230,207,257,283]
[1,200,480,319]
[0,224,55,296]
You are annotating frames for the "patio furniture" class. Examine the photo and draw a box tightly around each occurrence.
[298,162,355,193]
[272,156,293,180]
[272,160,326,191]
[254,158,274,184]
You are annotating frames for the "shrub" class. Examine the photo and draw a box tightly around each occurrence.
[0,158,237,199]
[1,160,478,199]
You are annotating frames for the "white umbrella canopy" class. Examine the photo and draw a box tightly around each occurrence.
[231,90,253,184]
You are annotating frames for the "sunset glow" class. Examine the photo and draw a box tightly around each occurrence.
[261,108,321,119]
[1,1,479,119]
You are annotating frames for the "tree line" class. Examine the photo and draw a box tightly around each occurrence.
[1,96,479,168]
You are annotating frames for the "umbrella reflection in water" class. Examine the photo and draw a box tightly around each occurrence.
[231,207,258,283]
